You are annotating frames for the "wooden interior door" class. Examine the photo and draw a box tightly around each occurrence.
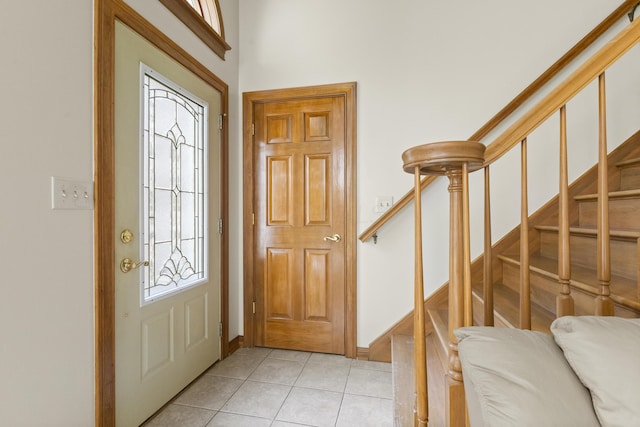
[254,96,346,354]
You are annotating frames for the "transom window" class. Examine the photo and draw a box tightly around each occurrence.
[186,0,221,34]
[159,0,231,60]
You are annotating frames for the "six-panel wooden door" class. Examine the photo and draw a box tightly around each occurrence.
[254,96,346,354]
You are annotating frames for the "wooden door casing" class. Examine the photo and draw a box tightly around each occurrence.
[243,83,357,358]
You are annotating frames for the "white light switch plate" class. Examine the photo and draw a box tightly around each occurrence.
[51,177,94,210]
[374,196,393,213]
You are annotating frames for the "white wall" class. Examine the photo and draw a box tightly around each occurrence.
[238,0,636,346]
[0,2,94,425]
[0,1,239,425]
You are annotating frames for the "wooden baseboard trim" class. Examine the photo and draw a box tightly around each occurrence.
[228,335,243,355]
[356,347,370,360]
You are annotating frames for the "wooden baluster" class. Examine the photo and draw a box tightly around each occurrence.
[446,170,465,427]
[595,72,614,316]
[557,106,575,317]
[483,166,494,326]
[463,163,473,327]
[413,166,429,426]
[520,138,531,329]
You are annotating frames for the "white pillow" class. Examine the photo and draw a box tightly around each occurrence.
[455,326,599,427]
[551,316,640,427]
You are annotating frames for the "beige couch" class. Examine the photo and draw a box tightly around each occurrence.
[455,316,640,427]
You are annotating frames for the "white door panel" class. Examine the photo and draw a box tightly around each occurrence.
[114,21,221,427]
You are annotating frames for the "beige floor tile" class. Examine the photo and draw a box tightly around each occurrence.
[174,376,243,410]
[271,422,315,427]
[295,361,350,392]
[233,347,272,358]
[248,357,305,385]
[336,394,393,427]
[206,411,271,426]
[147,348,395,426]
[268,348,312,363]
[276,387,343,427]
[307,353,353,368]
[142,404,215,427]
[350,359,392,372]
[345,367,393,399]
[205,354,264,380]
[220,380,291,419]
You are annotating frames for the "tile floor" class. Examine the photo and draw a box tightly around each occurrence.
[142,347,394,427]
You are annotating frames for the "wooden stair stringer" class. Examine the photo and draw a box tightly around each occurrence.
[391,332,446,427]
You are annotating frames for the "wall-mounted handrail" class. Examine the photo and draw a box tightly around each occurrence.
[358,0,639,243]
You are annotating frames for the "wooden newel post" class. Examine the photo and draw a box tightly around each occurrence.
[403,141,485,427]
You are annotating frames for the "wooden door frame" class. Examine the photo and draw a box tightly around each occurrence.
[94,1,229,425]
[242,83,357,358]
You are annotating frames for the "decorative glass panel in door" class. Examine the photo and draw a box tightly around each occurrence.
[141,65,208,304]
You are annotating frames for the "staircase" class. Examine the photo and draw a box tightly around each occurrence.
[390,131,640,426]
[378,11,640,423]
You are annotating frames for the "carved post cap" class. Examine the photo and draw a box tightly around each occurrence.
[402,141,485,175]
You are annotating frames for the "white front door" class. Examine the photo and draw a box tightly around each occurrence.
[114,21,221,427]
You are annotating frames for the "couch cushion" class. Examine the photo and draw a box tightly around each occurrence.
[455,326,599,427]
[551,316,640,427]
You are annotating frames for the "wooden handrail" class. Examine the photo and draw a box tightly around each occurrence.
[483,17,640,166]
[358,0,638,242]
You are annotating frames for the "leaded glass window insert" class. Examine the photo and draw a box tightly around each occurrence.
[141,64,208,303]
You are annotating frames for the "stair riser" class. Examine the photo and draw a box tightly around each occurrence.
[539,231,639,282]
[578,197,640,229]
[502,261,640,318]
[620,164,640,191]
[471,292,510,328]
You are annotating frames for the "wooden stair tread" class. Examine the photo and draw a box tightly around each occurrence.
[535,224,640,239]
[472,282,554,332]
[616,157,640,169]
[574,188,640,201]
[499,253,640,311]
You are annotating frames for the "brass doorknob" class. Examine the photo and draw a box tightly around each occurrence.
[120,258,149,273]
[323,234,342,243]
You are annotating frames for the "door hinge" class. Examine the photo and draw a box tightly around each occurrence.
[252,301,256,314]
[218,322,223,337]
[218,217,223,234]
[252,212,255,225]
[251,123,255,135]
[218,114,223,130]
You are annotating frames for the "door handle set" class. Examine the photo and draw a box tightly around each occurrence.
[118,228,148,273]
[323,234,342,243]
[120,258,149,273]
